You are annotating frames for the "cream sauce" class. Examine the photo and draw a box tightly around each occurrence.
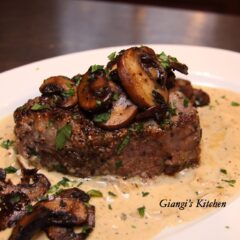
[0,87,240,239]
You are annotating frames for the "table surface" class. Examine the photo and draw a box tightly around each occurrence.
[1,0,240,73]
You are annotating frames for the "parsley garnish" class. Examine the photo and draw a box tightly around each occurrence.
[31,103,48,111]
[108,204,112,210]
[183,98,189,108]
[108,191,117,197]
[72,74,82,85]
[91,65,104,73]
[47,177,70,194]
[231,101,240,106]
[93,112,111,123]
[26,204,33,213]
[112,92,120,101]
[55,124,72,150]
[10,193,21,204]
[87,189,103,198]
[168,106,177,116]
[220,169,227,174]
[1,139,14,149]
[129,123,144,133]
[81,225,91,234]
[116,135,131,155]
[221,179,236,187]
[137,206,146,217]
[157,52,169,69]
[4,166,17,174]
[142,192,149,197]
[108,51,117,61]
[62,88,75,97]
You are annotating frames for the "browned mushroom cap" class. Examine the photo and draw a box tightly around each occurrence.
[0,168,50,201]
[95,81,138,130]
[39,76,78,108]
[0,191,30,231]
[9,190,95,240]
[77,69,112,112]
[192,88,210,107]
[118,47,168,109]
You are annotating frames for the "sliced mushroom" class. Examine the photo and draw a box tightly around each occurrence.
[9,189,95,240]
[96,81,138,130]
[77,69,112,112]
[169,56,188,75]
[0,191,30,231]
[118,47,168,109]
[40,76,78,108]
[192,88,210,107]
[0,168,50,201]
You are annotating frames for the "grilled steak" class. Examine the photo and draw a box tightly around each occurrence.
[13,46,209,178]
[14,89,201,178]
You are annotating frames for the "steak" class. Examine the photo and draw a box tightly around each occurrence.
[14,89,201,178]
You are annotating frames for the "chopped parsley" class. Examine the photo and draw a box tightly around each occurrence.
[157,52,169,69]
[62,88,75,97]
[116,135,131,155]
[168,106,177,116]
[26,204,34,213]
[48,177,70,194]
[55,124,72,150]
[141,192,149,197]
[91,65,104,73]
[108,51,117,61]
[93,112,111,123]
[137,206,146,217]
[129,123,144,133]
[87,189,103,198]
[231,101,240,106]
[220,169,227,175]
[108,204,112,210]
[4,166,17,174]
[72,74,82,85]
[108,191,117,197]
[81,225,91,234]
[112,92,120,101]
[1,139,14,149]
[10,193,21,204]
[183,98,189,108]
[31,103,48,111]
[221,179,236,187]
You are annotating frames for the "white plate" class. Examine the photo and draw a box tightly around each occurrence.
[0,45,240,239]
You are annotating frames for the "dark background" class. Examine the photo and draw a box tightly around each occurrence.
[0,0,240,73]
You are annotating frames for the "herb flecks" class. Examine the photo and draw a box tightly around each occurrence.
[157,52,169,69]
[55,124,72,150]
[93,112,111,123]
[1,139,14,150]
[221,179,236,187]
[91,65,104,73]
[4,166,17,174]
[108,51,117,61]
[48,177,70,194]
[137,206,146,217]
[220,169,227,175]
[112,92,120,101]
[231,101,240,106]
[87,189,103,198]
[116,135,131,155]
[31,103,48,111]
[142,192,149,197]
[62,88,75,97]
[183,98,189,108]
[108,191,117,197]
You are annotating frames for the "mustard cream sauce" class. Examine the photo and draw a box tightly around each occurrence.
[0,86,240,240]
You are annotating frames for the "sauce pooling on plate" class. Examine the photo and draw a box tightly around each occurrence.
[0,86,240,240]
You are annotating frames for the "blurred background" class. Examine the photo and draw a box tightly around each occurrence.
[1,0,240,72]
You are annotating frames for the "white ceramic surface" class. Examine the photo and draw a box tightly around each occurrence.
[0,45,240,239]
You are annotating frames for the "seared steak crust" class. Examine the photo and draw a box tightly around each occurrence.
[14,90,201,178]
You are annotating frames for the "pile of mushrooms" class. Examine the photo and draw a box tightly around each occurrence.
[0,168,95,240]
[38,46,209,130]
